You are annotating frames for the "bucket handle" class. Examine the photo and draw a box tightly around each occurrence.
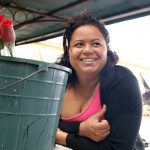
[0,66,47,91]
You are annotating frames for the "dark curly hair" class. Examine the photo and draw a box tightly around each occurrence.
[56,10,119,86]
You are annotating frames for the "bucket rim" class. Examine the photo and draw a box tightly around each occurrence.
[0,56,72,74]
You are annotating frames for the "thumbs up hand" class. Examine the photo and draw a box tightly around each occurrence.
[79,105,110,142]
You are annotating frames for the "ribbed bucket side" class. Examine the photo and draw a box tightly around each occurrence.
[0,56,71,150]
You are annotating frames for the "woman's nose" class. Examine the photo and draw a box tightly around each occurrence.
[83,44,93,53]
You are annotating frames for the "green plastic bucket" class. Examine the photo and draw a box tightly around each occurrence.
[0,56,71,150]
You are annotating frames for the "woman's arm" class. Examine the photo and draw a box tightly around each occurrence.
[56,106,110,145]
[55,128,68,146]
[57,71,142,150]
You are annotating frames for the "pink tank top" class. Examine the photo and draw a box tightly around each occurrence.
[61,87,102,122]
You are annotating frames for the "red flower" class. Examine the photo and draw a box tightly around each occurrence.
[1,20,15,43]
[0,14,5,23]
[0,14,5,36]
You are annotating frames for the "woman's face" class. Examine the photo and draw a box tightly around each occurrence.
[69,25,107,76]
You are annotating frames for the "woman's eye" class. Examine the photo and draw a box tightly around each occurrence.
[74,43,83,47]
[93,42,101,46]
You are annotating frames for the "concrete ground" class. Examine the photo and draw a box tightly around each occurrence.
[140,116,150,149]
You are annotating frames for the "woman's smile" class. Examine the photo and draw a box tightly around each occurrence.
[79,58,99,67]
[80,58,98,62]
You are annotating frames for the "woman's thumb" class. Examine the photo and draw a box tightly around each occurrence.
[94,105,106,118]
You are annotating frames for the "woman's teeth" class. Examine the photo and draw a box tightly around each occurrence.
[81,58,96,62]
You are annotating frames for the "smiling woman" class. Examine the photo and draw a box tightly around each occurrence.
[55,10,144,150]
[69,25,107,76]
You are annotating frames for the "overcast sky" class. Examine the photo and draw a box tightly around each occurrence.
[106,15,150,68]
